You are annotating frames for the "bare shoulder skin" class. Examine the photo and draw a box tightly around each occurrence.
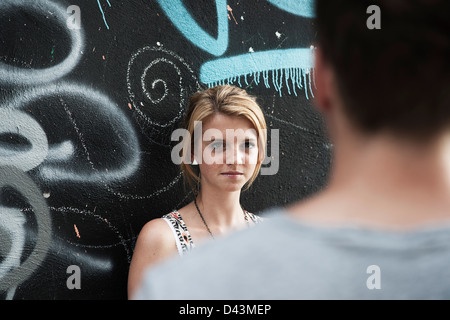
[127,218,177,298]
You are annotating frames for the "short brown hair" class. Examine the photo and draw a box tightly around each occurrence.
[315,0,450,141]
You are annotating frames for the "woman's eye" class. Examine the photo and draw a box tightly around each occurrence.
[210,142,224,150]
[244,141,256,149]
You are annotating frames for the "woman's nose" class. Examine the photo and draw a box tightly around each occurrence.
[225,144,245,164]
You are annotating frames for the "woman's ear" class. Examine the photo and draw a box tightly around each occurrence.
[191,153,199,165]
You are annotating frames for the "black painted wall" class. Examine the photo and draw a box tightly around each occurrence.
[0,0,330,299]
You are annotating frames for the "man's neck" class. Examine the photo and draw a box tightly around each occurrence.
[330,130,450,198]
[289,130,450,229]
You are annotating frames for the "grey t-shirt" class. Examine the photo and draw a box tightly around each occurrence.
[133,208,450,299]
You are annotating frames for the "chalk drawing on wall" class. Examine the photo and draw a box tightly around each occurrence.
[0,0,84,85]
[108,171,183,201]
[49,206,130,262]
[126,46,201,145]
[121,46,200,201]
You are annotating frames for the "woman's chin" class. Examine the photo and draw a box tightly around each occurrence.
[218,180,247,192]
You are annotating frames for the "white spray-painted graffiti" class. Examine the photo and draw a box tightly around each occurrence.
[1,83,141,183]
[0,0,84,85]
[0,166,52,300]
[0,0,140,299]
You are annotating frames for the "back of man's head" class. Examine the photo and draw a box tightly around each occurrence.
[315,0,450,141]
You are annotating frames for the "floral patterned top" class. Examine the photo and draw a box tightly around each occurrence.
[161,210,262,256]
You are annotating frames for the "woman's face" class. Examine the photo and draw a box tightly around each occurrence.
[194,113,259,193]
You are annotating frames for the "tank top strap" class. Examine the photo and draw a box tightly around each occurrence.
[244,210,263,224]
[162,211,195,256]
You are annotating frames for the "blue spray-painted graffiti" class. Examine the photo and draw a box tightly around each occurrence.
[266,0,315,17]
[97,0,112,29]
[156,0,315,98]
[200,48,315,98]
[156,0,229,57]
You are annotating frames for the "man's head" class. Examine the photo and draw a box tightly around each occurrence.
[313,0,450,142]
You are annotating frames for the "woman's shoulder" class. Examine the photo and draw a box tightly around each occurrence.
[161,210,183,221]
[137,214,175,245]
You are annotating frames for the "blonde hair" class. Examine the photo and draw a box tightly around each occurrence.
[179,85,267,195]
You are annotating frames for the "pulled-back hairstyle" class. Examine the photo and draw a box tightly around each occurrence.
[179,85,267,195]
[315,0,450,141]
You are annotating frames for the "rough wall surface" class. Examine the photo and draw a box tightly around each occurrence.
[0,0,330,299]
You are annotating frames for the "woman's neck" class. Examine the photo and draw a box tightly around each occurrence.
[195,188,245,232]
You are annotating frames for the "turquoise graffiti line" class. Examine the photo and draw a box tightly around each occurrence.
[97,0,111,29]
[156,0,229,57]
[156,0,315,97]
[200,48,315,98]
[266,0,315,17]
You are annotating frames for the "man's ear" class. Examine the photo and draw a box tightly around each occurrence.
[313,47,334,115]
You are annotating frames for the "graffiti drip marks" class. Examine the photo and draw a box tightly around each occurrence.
[200,48,315,98]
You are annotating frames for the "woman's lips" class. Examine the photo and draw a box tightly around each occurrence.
[221,171,243,177]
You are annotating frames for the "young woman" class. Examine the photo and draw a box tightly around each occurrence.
[128,85,267,297]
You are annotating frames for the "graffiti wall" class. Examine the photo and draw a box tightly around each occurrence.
[0,0,330,299]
